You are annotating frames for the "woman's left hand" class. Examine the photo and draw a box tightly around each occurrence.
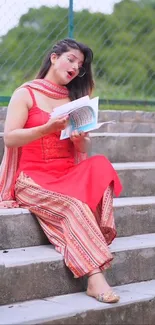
[70,130,90,152]
[70,130,87,142]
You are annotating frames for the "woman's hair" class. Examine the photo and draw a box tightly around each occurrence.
[36,38,94,100]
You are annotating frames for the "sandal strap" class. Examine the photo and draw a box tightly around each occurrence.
[97,291,119,302]
[88,271,102,278]
[97,291,112,300]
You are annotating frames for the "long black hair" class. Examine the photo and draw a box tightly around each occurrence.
[36,38,94,100]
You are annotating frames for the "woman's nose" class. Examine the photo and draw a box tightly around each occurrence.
[73,62,79,71]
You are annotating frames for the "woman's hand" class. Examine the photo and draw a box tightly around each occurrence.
[70,130,86,142]
[41,115,69,136]
[4,115,69,148]
[70,130,91,153]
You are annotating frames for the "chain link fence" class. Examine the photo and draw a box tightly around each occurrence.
[0,0,155,101]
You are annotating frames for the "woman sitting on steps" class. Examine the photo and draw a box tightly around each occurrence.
[0,38,122,303]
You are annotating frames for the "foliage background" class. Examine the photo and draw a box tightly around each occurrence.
[0,0,155,103]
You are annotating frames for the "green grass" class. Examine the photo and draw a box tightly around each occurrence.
[0,101,154,111]
[94,80,155,101]
[0,101,155,112]
[0,79,155,111]
[99,104,155,111]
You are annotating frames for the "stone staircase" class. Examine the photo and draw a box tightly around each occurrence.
[0,109,155,324]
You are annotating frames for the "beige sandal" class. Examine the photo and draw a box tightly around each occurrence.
[95,291,120,303]
[87,290,120,304]
[87,271,120,304]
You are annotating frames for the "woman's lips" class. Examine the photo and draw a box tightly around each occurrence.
[67,71,75,79]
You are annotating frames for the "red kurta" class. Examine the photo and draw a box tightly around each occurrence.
[15,96,122,212]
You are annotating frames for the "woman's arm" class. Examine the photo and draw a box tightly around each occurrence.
[4,88,68,148]
[4,88,44,148]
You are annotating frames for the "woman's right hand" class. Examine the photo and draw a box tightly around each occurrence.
[41,115,69,136]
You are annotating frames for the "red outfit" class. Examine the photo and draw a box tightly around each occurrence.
[0,79,122,277]
[16,87,122,211]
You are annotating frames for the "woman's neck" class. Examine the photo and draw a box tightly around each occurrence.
[44,72,61,87]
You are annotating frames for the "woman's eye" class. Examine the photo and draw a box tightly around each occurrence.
[68,57,74,63]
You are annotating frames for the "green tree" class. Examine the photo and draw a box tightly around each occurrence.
[136,0,155,9]
[0,2,154,99]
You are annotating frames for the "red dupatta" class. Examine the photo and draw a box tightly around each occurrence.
[0,79,87,208]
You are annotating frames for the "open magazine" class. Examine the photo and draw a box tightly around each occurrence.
[50,95,115,140]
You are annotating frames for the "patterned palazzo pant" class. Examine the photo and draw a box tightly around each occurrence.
[15,172,116,278]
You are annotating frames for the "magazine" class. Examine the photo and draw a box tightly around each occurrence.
[50,95,115,140]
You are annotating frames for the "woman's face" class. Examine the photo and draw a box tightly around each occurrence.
[50,49,85,85]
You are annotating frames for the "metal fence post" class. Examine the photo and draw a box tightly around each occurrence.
[68,0,74,38]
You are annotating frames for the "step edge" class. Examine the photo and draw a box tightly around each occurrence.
[2,132,155,138]
[0,208,30,215]
[0,280,155,325]
[1,196,155,216]
[90,132,155,137]
[113,196,155,207]
[1,233,155,267]
[113,161,155,170]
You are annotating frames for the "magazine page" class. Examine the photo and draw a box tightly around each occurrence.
[51,95,90,118]
[69,97,99,130]
[60,97,99,140]
[60,120,116,140]
[60,105,95,140]
[92,120,116,131]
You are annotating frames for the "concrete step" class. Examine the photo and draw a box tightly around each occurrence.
[114,162,155,197]
[1,108,155,133]
[1,196,155,250]
[0,280,155,325]
[0,208,48,250]
[1,133,155,163]
[1,233,155,305]
[0,149,155,196]
[1,121,155,133]
[97,109,155,134]
[93,121,155,133]
[90,133,155,162]
[114,196,155,237]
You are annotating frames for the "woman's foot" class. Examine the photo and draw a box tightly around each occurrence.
[86,269,120,303]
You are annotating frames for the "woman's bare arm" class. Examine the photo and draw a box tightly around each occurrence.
[4,88,45,148]
[4,88,68,148]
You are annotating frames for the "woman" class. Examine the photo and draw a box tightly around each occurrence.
[1,38,122,303]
